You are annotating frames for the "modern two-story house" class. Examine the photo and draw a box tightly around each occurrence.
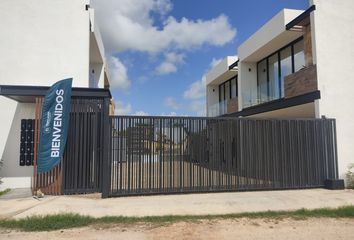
[0,0,112,189]
[206,0,354,179]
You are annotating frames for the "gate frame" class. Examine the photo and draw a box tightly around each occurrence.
[104,115,340,198]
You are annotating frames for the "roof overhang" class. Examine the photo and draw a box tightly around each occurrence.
[0,85,111,103]
[228,60,239,70]
[238,9,304,62]
[286,5,316,31]
[208,70,237,86]
[206,56,238,86]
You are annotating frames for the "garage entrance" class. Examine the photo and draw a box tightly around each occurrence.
[104,116,338,197]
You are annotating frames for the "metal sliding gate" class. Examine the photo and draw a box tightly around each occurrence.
[33,97,109,195]
[61,98,106,194]
[106,116,338,197]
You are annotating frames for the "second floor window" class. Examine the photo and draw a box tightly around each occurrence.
[219,76,238,102]
[218,76,238,114]
[257,37,305,102]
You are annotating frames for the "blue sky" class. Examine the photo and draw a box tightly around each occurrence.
[92,0,308,116]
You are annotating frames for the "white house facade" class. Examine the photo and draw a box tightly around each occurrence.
[0,0,111,190]
[206,0,354,179]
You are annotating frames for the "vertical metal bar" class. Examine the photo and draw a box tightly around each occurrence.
[179,118,182,191]
[101,98,111,198]
[169,118,173,191]
[332,119,339,179]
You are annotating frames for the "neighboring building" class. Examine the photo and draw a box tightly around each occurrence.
[206,0,354,179]
[0,0,111,189]
[206,56,238,117]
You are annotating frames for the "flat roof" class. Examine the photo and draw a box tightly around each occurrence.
[286,5,316,30]
[0,85,111,103]
[206,56,238,86]
[238,9,304,62]
[228,60,239,70]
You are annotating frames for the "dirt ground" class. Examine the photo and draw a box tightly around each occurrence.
[1,218,354,240]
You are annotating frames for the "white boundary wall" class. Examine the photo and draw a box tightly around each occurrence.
[310,0,354,178]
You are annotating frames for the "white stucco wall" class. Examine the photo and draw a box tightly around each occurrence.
[206,85,219,117]
[310,0,354,178]
[89,63,104,88]
[206,56,237,86]
[0,98,17,159]
[0,0,91,87]
[0,0,95,190]
[205,56,238,116]
[0,100,35,190]
[238,62,257,110]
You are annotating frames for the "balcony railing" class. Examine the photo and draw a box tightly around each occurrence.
[207,97,238,117]
[243,97,281,108]
[207,102,222,117]
[242,65,318,109]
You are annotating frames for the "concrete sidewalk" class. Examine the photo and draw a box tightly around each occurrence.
[0,189,354,219]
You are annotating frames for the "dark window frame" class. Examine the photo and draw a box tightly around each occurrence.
[218,75,238,103]
[256,36,304,102]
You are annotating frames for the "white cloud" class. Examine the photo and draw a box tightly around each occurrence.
[156,52,185,75]
[156,62,177,75]
[134,111,149,116]
[161,111,177,116]
[114,101,148,116]
[107,56,130,91]
[165,52,185,64]
[183,76,206,100]
[91,0,236,54]
[210,58,223,68]
[164,97,180,110]
[183,57,224,115]
[189,100,206,116]
[115,101,132,115]
[92,0,236,92]
[162,15,236,50]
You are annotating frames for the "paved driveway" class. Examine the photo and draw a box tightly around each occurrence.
[1,189,354,219]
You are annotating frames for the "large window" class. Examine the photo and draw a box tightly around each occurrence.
[225,80,230,100]
[219,76,238,114]
[256,37,305,102]
[294,39,305,72]
[280,46,292,98]
[231,77,237,98]
[219,83,225,115]
[268,53,279,101]
[257,59,268,103]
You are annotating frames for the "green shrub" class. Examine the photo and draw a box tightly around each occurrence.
[346,164,354,189]
[0,188,10,197]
